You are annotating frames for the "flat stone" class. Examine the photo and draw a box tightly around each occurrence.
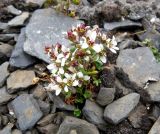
[48,92,75,111]
[104,93,140,125]
[9,28,36,69]
[148,117,160,134]
[104,20,142,31]
[0,62,9,87]
[116,47,160,89]
[37,124,59,134]
[96,87,115,106]
[12,129,22,134]
[25,0,46,7]
[8,12,29,27]
[0,123,13,134]
[128,104,151,129]
[57,116,99,134]
[7,5,22,15]
[0,34,16,42]
[31,84,47,100]
[145,81,160,102]
[37,114,55,127]
[7,70,35,93]
[0,87,13,105]
[11,94,43,131]
[82,100,107,131]
[0,22,8,31]
[0,43,13,58]
[23,8,83,63]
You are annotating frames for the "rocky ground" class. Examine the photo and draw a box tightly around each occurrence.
[0,0,160,134]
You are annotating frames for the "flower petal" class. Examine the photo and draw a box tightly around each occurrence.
[110,48,117,54]
[77,72,83,78]
[84,75,90,81]
[72,80,79,86]
[56,76,63,83]
[92,44,102,53]
[64,86,69,92]
[100,56,107,63]
[55,87,62,96]
[61,58,66,67]
[58,68,64,74]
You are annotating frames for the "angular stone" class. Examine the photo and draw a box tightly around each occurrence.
[116,47,160,89]
[23,8,83,63]
[0,43,13,58]
[0,62,10,87]
[128,104,151,129]
[37,99,50,115]
[0,22,8,31]
[0,123,13,134]
[7,70,35,93]
[104,20,142,31]
[11,94,43,131]
[48,92,75,111]
[9,28,36,69]
[57,116,99,134]
[31,84,46,100]
[104,93,140,125]
[8,12,29,27]
[37,124,59,134]
[7,5,22,15]
[0,87,13,105]
[145,81,160,102]
[25,0,46,7]
[148,117,160,134]
[82,100,107,131]
[37,114,55,127]
[96,87,115,106]
[0,34,16,42]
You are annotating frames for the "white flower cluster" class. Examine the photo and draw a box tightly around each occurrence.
[45,24,119,95]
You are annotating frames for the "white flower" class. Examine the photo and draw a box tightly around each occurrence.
[80,37,89,49]
[72,80,79,86]
[84,56,90,61]
[109,36,119,54]
[100,55,107,63]
[57,53,64,59]
[47,63,58,74]
[92,44,104,53]
[46,83,62,96]
[61,45,69,53]
[64,85,69,92]
[63,78,68,83]
[56,76,63,83]
[77,72,83,78]
[58,68,64,74]
[86,30,97,42]
[61,58,66,67]
[84,75,90,81]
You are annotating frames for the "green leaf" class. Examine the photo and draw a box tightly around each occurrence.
[65,90,72,99]
[72,0,80,5]
[75,97,84,104]
[74,108,81,117]
[94,61,103,70]
[83,90,92,99]
[70,47,76,52]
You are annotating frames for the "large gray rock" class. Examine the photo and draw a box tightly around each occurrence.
[116,47,160,89]
[0,62,10,87]
[8,12,29,27]
[0,87,13,105]
[9,28,36,69]
[11,94,43,131]
[7,70,35,93]
[104,20,142,31]
[23,8,83,63]
[148,117,160,134]
[0,22,8,31]
[57,116,99,134]
[96,87,115,106]
[104,93,140,125]
[145,81,160,102]
[82,100,107,131]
